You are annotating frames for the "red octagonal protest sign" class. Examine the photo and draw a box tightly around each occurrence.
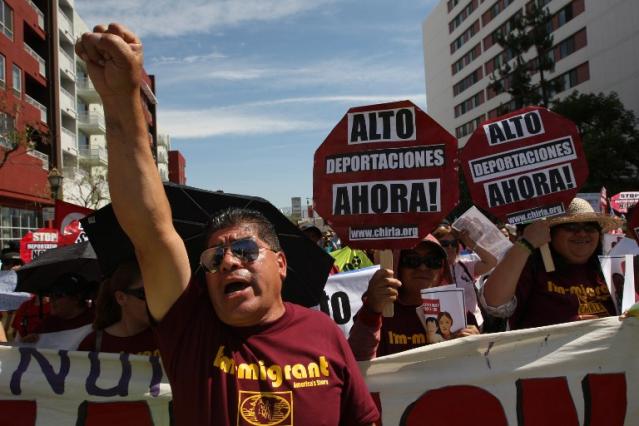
[460,106,588,225]
[313,100,459,249]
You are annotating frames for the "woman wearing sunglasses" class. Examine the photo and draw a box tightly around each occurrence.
[79,261,158,355]
[433,224,497,326]
[348,235,479,361]
[480,198,621,330]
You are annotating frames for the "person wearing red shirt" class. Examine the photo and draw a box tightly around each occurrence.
[75,24,379,426]
[348,236,479,360]
[79,261,158,356]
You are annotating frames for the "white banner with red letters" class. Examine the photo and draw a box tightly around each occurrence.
[0,317,637,425]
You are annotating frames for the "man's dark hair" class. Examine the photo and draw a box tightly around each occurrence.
[205,208,282,251]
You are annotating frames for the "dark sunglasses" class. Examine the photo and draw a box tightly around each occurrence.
[556,222,601,234]
[439,239,458,248]
[200,237,276,273]
[122,287,146,301]
[400,254,445,269]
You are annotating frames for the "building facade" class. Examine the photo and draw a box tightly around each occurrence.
[422,0,639,145]
[0,0,159,248]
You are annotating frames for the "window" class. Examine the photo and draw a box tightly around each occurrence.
[0,111,14,148]
[0,206,42,249]
[450,20,479,54]
[0,0,12,39]
[12,64,21,97]
[557,4,574,27]
[0,54,4,87]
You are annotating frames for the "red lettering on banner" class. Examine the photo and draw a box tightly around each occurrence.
[582,373,626,426]
[516,377,579,425]
[0,400,37,426]
[400,385,507,425]
[77,401,154,426]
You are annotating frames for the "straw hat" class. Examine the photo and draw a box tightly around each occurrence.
[546,198,623,232]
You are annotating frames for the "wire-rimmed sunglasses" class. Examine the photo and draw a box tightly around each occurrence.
[200,237,277,273]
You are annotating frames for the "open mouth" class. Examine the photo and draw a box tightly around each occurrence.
[224,282,250,295]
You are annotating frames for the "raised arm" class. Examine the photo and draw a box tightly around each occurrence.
[75,24,190,321]
[482,221,550,307]
[456,229,498,275]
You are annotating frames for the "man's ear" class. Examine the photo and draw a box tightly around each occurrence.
[114,290,127,306]
[276,251,287,281]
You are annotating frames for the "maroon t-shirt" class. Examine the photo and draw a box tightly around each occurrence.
[510,256,615,330]
[78,327,159,356]
[35,306,95,333]
[154,277,379,426]
[375,303,427,357]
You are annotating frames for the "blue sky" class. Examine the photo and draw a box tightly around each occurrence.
[74,0,438,209]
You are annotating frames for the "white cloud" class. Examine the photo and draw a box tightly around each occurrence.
[149,53,424,90]
[75,0,338,38]
[158,107,328,139]
[158,93,427,140]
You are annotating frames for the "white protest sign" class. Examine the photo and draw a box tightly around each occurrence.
[314,265,378,336]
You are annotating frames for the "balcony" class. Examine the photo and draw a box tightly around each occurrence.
[57,9,74,41]
[76,76,101,103]
[60,87,76,117]
[79,146,108,166]
[63,166,88,181]
[25,94,47,123]
[27,0,45,30]
[59,48,75,79]
[27,149,48,170]
[24,43,46,77]
[77,111,105,134]
[61,127,78,156]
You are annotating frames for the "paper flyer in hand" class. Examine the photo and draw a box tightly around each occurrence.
[419,287,466,343]
[599,255,639,315]
[452,206,512,259]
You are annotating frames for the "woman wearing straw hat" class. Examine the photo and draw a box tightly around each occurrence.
[480,198,622,330]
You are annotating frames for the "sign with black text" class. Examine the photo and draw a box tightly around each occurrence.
[314,100,459,249]
[460,107,588,224]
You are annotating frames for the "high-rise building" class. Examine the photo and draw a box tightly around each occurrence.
[422,0,639,145]
[0,0,158,248]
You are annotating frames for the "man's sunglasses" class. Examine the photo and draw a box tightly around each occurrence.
[399,255,445,269]
[439,239,458,248]
[200,237,277,273]
[122,287,146,301]
[555,222,601,234]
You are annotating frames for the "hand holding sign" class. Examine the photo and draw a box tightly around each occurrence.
[460,107,588,271]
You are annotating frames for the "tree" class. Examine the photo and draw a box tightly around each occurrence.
[489,2,557,113]
[551,91,639,193]
[0,93,45,170]
[65,166,110,209]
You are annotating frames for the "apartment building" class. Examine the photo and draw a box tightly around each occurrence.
[422,0,639,145]
[0,0,159,248]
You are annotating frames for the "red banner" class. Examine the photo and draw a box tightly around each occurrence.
[313,100,458,249]
[460,106,588,224]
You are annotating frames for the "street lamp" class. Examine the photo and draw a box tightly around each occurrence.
[47,168,64,200]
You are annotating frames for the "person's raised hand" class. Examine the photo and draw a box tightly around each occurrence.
[75,23,143,100]
[522,220,551,248]
[364,268,402,314]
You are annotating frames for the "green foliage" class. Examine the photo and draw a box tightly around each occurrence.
[489,3,558,112]
[552,91,639,193]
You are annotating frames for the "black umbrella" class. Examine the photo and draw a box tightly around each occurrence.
[81,182,334,307]
[15,241,102,294]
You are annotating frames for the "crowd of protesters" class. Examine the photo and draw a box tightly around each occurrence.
[0,21,637,426]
